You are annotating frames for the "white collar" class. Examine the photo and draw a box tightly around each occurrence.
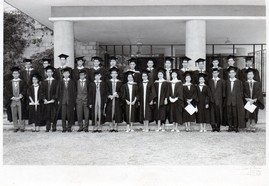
[128,81,136,85]
[229,78,237,82]
[63,78,70,81]
[94,80,102,83]
[12,78,21,82]
[46,77,54,81]
[199,83,206,86]
[248,79,256,83]
[183,82,192,86]
[60,66,67,69]
[170,79,181,83]
[212,77,220,81]
[155,79,166,83]
[26,68,33,71]
[93,66,100,70]
[77,66,84,70]
[142,80,149,83]
[110,78,120,82]
[165,68,171,71]
[79,79,86,82]
[33,83,39,87]
[147,67,154,70]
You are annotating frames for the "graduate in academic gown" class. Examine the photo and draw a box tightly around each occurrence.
[152,67,169,132]
[41,66,58,132]
[88,70,107,132]
[138,70,156,132]
[105,67,123,132]
[182,71,198,131]
[104,56,124,81]
[243,68,264,132]
[240,56,261,82]
[164,57,174,81]
[88,56,106,82]
[76,69,90,132]
[193,58,209,85]
[178,56,192,82]
[121,71,139,132]
[5,67,27,132]
[55,54,70,80]
[72,56,90,81]
[28,73,45,132]
[208,57,224,80]
[208,68,226,132]
[123,58,141,84]
[196,73,211,132]
[144,58,158,83]
[57,67,76,132]
[224,66,245,132]
[39,58,52,80]
[20,58,39,86]
[223,55,241,80]
[167,69,184,132]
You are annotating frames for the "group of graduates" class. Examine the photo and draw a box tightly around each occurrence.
[4,53,264,133]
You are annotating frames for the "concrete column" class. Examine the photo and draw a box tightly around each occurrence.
[53,21,74,68]
[185,20,206,69]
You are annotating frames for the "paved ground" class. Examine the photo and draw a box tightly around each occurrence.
[3,109,266,165]
[3,124,265,165]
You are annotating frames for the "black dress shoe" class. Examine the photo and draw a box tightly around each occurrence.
[20,129,25,132]
[62,130,66,133]
[109,130,113,132]
[84,129,89,132]
[235,129,239,133]
[67,129,72,132]
[77,128,83,132]
[14,129,19,132]
[52,129,56,132]
[97,130,102,133]
[115,130,118,132]
[45,130,50,132]
[92,130,97,133]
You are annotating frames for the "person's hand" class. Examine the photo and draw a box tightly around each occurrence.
[149,101,153,105]
[126,100,130,105]
[44,99,48,104]
[50,99,55,103]
[205,104,209,109]
[19,94,23,99]
[29,102,35,105]
[108,95,113,100]
[169,97,173,102]
[11,97,15,101]
[89,105,92,108]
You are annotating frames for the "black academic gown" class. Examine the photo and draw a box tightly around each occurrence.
[138,81,156,122]
[240,68,261,82]
[145,68,158,84]
[88,81,107,125]
[224,79,245,128]
[41,78,58,123]
[121,82,139,123]
[27,84,45,126]
[5,79,27,122]
[167,81,184,124]
[20,68,39,86]
[243,81,264,123]
[105,79,123,123]
[182,83,198,123]
[208,78,226,126]
[152,80,169,122]
[195,84,211,124]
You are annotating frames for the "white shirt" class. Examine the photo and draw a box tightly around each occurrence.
[77,66,84,70]
[229,78,236,92]
[199,83,205,92]
[143,81,148,116]
[157,82,163,108]
[33,85,39,103]
[128,83,133,102]
[165,68,171,81]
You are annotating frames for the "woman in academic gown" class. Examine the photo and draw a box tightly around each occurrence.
[196,73,211,132]
[138,70,156,132]
[182,71,198,131]
[28,73,45,132]
[167,69,184,132]
[152,67,169,132]
[121,71,139,132]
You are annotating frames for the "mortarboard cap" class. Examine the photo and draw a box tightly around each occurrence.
[128,57,136,63]
[31,73,42,81]
[182,56,191,62]
[109,56,118,61]
[79,69,87,74]
[245,56,253,61]
[10,66,20,72]
[42,58,51,63]
[212,68,219,72]
[198,73,208,78]
[165,57,174,62]
[141,69,150,75]
[227,55,235,60]
[109,67,119,73]
[23,58,32,63]
[184,71,193,77]
[58,54,69,59]
[91,56,103,61]
[75,56,85,62]
[61,67,72,73]
[227,66,238,72]
[195,58,205,63]
[245,68,255,74]
[45,66,55,72]
[157,67,165,74]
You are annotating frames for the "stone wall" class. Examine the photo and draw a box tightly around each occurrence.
[74,41,99,68]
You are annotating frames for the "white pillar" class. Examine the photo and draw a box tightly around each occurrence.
[53,21,74,68]
[185,20,206,69]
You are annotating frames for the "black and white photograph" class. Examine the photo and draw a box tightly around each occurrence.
[0,0,268,185]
